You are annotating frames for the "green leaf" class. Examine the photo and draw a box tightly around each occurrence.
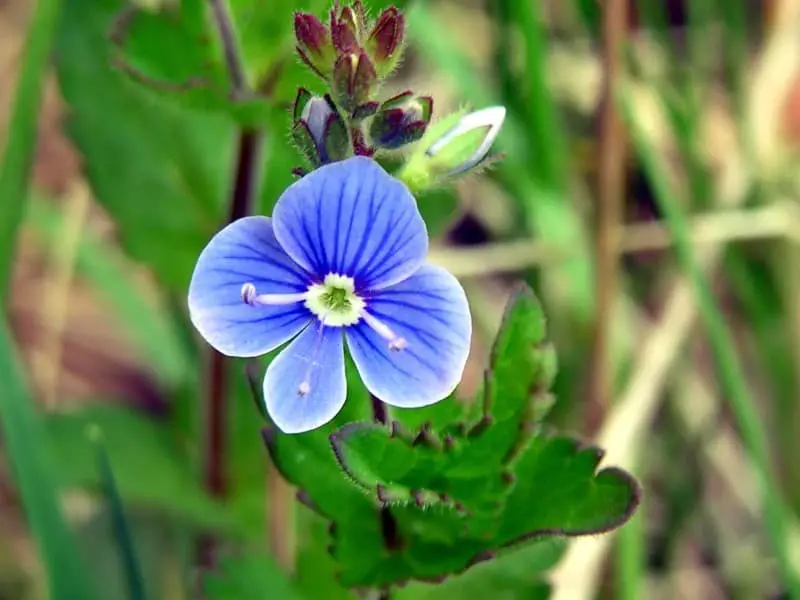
[396,541,563,600]
[277,285,640,588]
[496,434,639,545]
[0,0,61,298]
[0,321,95,599]
[56,0,235,290]
[203,552,298,599]
[108,0,281,125]
[332,286,557,520]
[45,404,240,534]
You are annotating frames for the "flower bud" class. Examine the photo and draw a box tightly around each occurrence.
[330,2,364,54]
[332,50,376,114]
[398,106,506,191]
[365,7,405,77]
[294,13,335,79]
[292,89,350,166]
[339,2,367,40]
[369,92,432,150]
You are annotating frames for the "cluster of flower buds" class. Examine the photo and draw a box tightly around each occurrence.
[290,1,506,189]
[295,2,403,117]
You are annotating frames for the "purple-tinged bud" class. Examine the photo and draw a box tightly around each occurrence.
[291,91,350,166]
[366,7,405,77]
[332,50,376,114]
[294,13,334,79]
[330,10,359,53]
[329,1,367,52]
[352,101,380,121]
[369,92,433,150]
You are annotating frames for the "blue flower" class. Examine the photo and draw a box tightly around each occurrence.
[188,157,472,433]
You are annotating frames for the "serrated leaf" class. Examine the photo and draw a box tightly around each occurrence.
[330,285,557,523]
[331,422,509,522]
[496,434,640,546]
[306,285,639,588]
[396,541,563,600]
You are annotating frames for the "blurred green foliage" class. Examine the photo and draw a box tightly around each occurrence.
[1,0,799,598]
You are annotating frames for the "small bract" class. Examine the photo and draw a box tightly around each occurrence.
[188,157,472,434]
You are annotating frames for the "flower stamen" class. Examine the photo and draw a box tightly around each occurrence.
[241,282,308,306]
[360,309,407,351]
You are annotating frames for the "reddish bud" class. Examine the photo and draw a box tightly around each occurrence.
[331,22,359,53]
[366,6,405,76]
[369,93,433,150]
[294,12,334,78]
[332,50,376,114]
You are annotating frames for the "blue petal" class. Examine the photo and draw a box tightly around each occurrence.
[272,156,428,290]
[264,323,347,433]
[188,216,312,357]
[346,264,471,408]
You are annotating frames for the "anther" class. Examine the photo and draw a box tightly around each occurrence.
[241,282,257,305]
[389,338,407,352]
[298,381,311,396]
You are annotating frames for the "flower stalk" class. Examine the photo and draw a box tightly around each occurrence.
[200,0,261,570]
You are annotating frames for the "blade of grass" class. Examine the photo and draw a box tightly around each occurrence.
[89,426,147,600]
[620,86,800,595]
[0,319,94,599]
[724,251,800,515]
[0,0,62,300]
[499,0,569,190]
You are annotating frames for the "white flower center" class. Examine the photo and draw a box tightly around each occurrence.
[303,274,366,327]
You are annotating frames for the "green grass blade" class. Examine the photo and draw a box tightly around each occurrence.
[0,0,62,299]
[499,0,568,190]
[90,427,147,600]
[620,88,800,596]
[0,320,95,599]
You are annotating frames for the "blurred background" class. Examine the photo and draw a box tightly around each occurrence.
[2,0,800,598]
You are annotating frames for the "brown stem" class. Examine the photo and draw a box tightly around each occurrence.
[587,0,628,434]
[208,0,248,91]
[199,0,260,571]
